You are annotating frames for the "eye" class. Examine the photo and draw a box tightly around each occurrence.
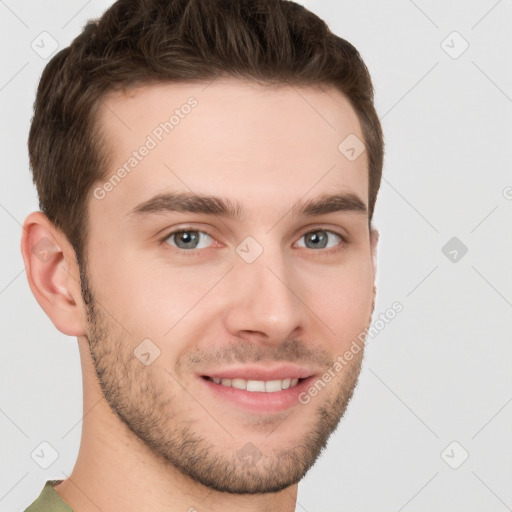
[295,229,344,251]
[160,226,347,255]
[163,229,214,250]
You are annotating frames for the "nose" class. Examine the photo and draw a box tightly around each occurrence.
[222,242,306,345]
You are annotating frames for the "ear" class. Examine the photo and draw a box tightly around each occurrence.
[369,227,379,314]
[20,211,86,336]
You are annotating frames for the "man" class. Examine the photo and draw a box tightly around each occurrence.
[21,0,383,510]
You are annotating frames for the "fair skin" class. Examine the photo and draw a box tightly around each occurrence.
[21,79,378,512]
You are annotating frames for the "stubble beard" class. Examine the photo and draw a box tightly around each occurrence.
[79,264,365,494]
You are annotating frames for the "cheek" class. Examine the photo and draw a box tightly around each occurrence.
[305,260,374,339]
[86,245,182,334]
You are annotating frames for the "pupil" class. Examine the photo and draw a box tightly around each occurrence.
[307,231,327,249]
[179,231,198,248]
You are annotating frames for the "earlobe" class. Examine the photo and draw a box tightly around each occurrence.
[20,211,86,337]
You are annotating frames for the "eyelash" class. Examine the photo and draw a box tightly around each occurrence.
[158,225,349,257]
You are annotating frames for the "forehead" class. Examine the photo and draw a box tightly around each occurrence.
[92,79,368,223]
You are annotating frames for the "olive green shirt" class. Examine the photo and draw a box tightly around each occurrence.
[24,480,73,512]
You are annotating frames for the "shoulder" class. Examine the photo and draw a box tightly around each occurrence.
[23,480,74,512]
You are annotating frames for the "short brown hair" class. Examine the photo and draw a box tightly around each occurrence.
[29,0,384,269]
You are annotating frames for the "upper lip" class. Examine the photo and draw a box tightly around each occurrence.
[200,364,317,381]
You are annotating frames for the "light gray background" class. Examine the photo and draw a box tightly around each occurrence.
[1,1,511,511]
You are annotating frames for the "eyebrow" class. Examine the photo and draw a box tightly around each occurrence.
[127,191,367,220]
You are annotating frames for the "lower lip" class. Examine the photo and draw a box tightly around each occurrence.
[199,376,315,414]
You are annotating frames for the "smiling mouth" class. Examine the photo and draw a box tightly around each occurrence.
[202,376,305,393]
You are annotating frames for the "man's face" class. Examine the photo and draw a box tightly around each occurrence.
[83,79,377,493]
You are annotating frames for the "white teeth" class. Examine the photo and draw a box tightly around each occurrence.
[209,377,302,392]
[232,378,247,390]
[265,380,282,393]
[247,380,265,392]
